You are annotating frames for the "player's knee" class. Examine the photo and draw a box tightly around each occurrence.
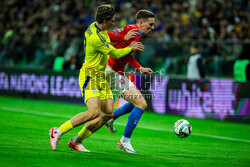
[106,112,113,120]
[102,112,113,122]
[140,99,147,110]
[90,109,101,119]
[107,108,114,119]
[134,98,147,110]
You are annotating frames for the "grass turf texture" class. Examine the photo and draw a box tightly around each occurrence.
[0,96,249,167]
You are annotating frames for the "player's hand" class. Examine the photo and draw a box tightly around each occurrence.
[139,67,153,76]
[129,41,144,52]
[124,29,138,41]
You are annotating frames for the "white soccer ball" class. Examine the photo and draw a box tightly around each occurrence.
[173,119,192,138]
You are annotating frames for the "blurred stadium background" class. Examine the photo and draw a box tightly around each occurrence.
[0,0,250,166]
[1,0,249,76]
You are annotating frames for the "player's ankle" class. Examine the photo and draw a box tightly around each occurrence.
[121,136,130,143]
[55,128,63,136]
[109,118,114,122]
[72,135,82,143]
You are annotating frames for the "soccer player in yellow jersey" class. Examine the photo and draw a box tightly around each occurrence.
[49,4,144,152]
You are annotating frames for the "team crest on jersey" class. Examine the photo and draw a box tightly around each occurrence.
[117,28,124,32]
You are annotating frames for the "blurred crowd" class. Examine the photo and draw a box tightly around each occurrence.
[0,0,249,77]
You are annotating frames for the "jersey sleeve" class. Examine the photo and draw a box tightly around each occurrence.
[128,56,142,69]
[108,31,125,43]
[109,47,132,59]
[93,34,116,55]
[108,26,134,43]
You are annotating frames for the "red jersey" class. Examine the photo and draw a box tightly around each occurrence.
[107,24,142,75]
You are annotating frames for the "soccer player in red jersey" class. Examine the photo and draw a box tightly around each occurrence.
[105,10,156,153]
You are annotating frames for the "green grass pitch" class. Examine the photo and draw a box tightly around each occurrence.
[0,96,250,167]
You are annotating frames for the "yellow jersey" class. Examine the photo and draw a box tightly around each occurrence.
[81,22,116,72]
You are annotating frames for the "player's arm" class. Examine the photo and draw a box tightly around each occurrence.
[128,56,142,69]
[109,41,144,59]
[108,29,138,42]
[109,47,132,58]
[94,34,144,59]
[128,56,153,76]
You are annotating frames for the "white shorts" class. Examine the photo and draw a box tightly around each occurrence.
[105,65,135,96]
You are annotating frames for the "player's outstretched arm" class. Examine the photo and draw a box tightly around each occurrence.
[128,56,153,76]
[128,56,142,70]
[109,41,144,59]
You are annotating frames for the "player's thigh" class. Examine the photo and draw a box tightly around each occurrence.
[85,96,102,118]
[99,98,113,122]
[122,86,147,109]
[100,98,113,115]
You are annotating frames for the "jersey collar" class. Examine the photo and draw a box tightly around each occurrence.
[137,30,142,38]
[94,23,102,31]
[134,24,142,38]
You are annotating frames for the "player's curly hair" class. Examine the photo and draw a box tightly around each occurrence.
[95,4,115,24]
[135,9,155,21]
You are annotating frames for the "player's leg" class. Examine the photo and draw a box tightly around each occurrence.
[117,86,147,153]
[109,69,135,121]
[68,98,113,151]
[57,97,101,134]
[49,70,100,150]
[68,78,113,152]
[67,96,103,152]
[84,99,114,133]
[105,70,135,133]
[49,96,101,150]
[106,102,134,133]
[113,103,134,120]
[70,98,101,127]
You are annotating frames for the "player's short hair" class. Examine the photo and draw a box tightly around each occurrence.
[95,4,115,24]
[135,9,155,21]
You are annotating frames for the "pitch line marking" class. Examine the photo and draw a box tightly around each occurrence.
[1,106,250,144]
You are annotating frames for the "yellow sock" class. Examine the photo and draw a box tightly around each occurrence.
[78,127,92,140]
[58,120,73,134]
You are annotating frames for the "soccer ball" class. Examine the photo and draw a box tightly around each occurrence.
[173,119,192,138]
